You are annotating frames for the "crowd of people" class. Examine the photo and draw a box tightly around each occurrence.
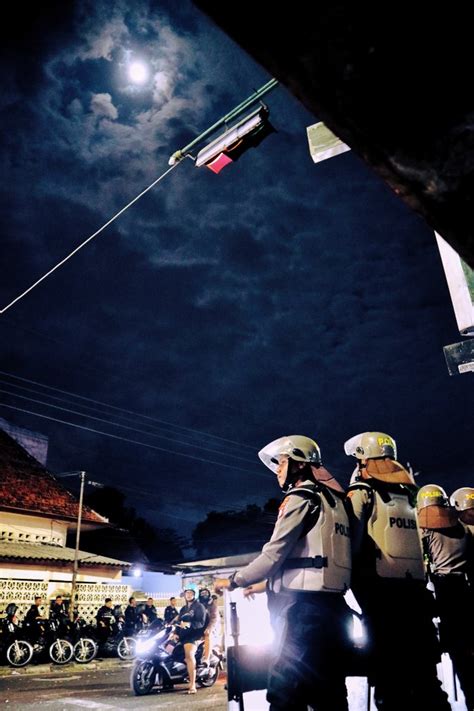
[10,589,221,681]
[215,432,473,711]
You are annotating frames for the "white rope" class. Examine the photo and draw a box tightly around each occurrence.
[0,163,179,314]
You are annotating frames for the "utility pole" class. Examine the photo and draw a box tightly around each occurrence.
[70,471,86,621]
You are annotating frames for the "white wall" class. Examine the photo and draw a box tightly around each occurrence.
[0,511,67,547]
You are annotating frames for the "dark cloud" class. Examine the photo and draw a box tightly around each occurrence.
[0,0,472,543]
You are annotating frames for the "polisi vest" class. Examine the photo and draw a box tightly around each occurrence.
[352,481,424,580]
[271,484,351,594]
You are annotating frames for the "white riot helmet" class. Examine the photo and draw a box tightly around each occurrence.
[258,435,321,473]
[344,432,397,460]
[417,484,458,529]
[344,432,415,485]
[450,487,474,525]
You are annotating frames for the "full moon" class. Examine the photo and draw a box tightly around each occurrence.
[128,61,149,84]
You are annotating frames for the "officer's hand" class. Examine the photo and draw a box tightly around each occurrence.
[243,581,266,599]
[214,578,231,595]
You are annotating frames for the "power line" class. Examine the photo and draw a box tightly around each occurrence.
[0,378,257,461]
[0,369,257,451]
[0,402,266,476]
[0,387,256,465]
[0,164,179,314]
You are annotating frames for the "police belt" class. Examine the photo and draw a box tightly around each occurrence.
[282,555,328,570]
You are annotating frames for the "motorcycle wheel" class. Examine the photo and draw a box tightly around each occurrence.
[6,640,33,667]
[117,636,136,660]
[49,638,74,664]
[197,663,219,688]
[130,660,157,695]
[74,637,98,663]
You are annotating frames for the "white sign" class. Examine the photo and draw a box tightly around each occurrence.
[435,231,474,336]
[306,122,351,163]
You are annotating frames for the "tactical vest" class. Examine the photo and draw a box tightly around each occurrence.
[271,484,351,594]
[353,482,425,580]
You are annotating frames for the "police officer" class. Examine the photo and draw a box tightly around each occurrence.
[164,596,179,624]
[451,486,474,529]
[144,597,158,624]
[124,596,138,634]
[344,432,450,711]
[50,595,68,622]
[215,435,352,711]
[418,484,474,710]
[96,598,115,643]
[24,595,48,642]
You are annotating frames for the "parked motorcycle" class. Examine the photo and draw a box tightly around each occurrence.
[54,613,98,664]
[131,623,223,696]
[0,604,33,667]
[96,607,136,661]
[22,616,74,665]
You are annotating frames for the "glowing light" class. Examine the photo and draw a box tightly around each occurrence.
[128,61,148,85]
[224,589,274,647]
[132,566,142,578]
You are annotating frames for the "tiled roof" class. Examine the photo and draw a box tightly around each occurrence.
[0,541,130,568]
[0,429,107,525]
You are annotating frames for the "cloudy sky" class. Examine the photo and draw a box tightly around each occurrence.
[0,0,471,542]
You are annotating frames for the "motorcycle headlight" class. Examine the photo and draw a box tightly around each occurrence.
[136,637,157,654]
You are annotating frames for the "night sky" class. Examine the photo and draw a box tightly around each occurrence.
[0,1,471,544]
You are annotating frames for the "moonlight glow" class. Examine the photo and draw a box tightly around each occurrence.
[128,61,148,84]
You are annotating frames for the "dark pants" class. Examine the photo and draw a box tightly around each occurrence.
[355,579,450,711]
[433,574,474,710]
[266,592,350,711]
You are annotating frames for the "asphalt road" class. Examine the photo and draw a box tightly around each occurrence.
[0,664,227,710]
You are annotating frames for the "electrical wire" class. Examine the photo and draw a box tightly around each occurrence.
[0,402,267,476]
[0,369,257,451]
[0,164,179,315]
[0,387,257,464]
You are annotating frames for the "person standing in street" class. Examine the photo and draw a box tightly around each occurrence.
[198,588,220,667]
[124,596,138,634]
[176,589,207,694]
[417,484,474,711]
[215,435,352,711]
[344,431,450,711]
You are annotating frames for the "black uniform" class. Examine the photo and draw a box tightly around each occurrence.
[124,604,138,633]
[96,605,114,642]
[50,601,67,622]
[24,604,44,641]
[24,604,42,627]
[164,604,179,624]
[144,603,157,623]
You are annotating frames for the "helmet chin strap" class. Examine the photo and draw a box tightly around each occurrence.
[281,460,304,493]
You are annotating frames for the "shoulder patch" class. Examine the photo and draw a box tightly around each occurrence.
[278,497,290,518]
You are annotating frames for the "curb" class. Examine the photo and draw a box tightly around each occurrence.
[0,658,133,677]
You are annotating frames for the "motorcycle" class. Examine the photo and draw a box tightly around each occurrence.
[54,613,99,664]
[96,607,136,661]
[130,623,223,696]
[0,604,33,667]
[21,616,74,665]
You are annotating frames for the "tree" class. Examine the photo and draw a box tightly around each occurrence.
[83,486,185,563]
[192,500,278,559]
